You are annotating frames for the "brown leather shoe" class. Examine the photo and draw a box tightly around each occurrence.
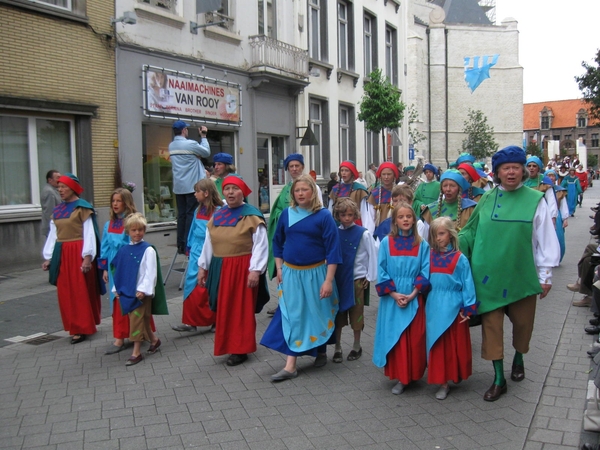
[483,382,507,402]
[510,364,525,382]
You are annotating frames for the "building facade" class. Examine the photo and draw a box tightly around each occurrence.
[0,0,117,268]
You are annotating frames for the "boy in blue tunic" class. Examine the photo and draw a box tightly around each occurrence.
[111,213,168,366]
[332,198,378,363]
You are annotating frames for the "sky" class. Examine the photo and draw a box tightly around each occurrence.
[494,0,600,104]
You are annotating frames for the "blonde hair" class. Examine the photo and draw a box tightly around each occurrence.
[124,212,147,233]
[194,179,222,217]
[429,216,459,252]
[390,201,422,246]
[109,188,137,221]
[333,197,360,222]
[290,175,321,213]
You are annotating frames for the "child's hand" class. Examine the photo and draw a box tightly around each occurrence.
[102,270,108,284]
[320,280,333,299]
[136,291,144,299]
[198,269,207,286]
[459,312,469,323]
[361,279,369,289]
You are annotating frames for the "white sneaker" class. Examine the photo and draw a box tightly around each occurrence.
[391,382,405,395]
[435,385,450,400]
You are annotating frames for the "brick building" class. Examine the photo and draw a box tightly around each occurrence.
[0,0,118,268]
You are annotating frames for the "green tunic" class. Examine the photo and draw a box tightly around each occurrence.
[414,180,440,205]
[266,183,291,279]
[458,186,544,314]
[523,174,544,189]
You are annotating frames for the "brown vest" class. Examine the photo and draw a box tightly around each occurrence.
[208,215,265,257]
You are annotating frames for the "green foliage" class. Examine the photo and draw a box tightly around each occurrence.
[358,68,406,142]
[588,153,598,168]
[407,104,427,149]
[526,141,543,158]
[575,49,600,121]
[460,109,499,159]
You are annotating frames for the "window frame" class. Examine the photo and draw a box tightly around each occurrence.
[363,11,377,77]
[309,97,330,178]
[540,116,550,130]
[339,104,356,162]
[257,0,276,38]
[2,0,88,22]
[366,129,379,166]
[308,0,328,62]
[385,24,398,85]
[0,113,76,214]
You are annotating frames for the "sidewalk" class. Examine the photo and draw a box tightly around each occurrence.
[0,186,599,449]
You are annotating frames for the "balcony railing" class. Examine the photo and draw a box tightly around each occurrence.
[248,35,309,80]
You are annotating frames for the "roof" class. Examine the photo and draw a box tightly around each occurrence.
[428,0,492,25]
[523,99,597,130]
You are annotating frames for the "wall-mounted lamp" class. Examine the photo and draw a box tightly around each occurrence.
[111,11,137,26]
[296,121,319,146]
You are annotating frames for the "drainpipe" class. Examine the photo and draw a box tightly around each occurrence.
[426,28,431,163]
[444,28,449,168]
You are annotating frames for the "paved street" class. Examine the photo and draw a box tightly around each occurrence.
[1,186,600,449]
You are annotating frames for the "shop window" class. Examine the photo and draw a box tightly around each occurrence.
[142,123,234,223]
[0,115,74,210]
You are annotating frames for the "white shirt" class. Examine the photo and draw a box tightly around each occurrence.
[111,241,157,297]
[43,217,96,260]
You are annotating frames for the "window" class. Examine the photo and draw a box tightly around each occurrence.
[0,115,74,208]
[366,130,379,166]
[308,0,328,61]
[9,0,87,20]
[204,0,234,30]
[35,0,69,8]
[553,135,560,141]
[364,12,377,77]
[578,117,587,128]
[564,134,571,141]
[540,116,549,130]
[339,105,355,162]
[385,25,398,85]
[140,0,177,14]
[258,0,276,38]
[337,1,354,70]
[592,134,599,148]
[309,98,329,178]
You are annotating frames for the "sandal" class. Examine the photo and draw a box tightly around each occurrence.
[332,351,343,363]
[347,348,362,361]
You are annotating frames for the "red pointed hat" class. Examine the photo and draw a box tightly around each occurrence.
[376,162,399,178]
[339,161,359,179]
[57,173,83,195]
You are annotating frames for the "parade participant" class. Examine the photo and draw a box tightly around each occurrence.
[212,153,236,200]
[557,165,569,184]
[457,163,486,202]
[98,188,139,354]
[373,185,428,242]
[366,163,377,190]
[561,167,583,217]
[42,173,103,345]
[198,175,269,366]
[426,217,477,400]
[414,163,440,206]
[545,169,569,262]
[329,160,374,233]
[331,198,378,363]
[459,145,560,401]
[368,162,399,239]
[373,202,430,395]
[168,121,210,254]
[40,169,61,238]
[261,175,342,380]
[456,152,476,166]
[576,164,589,207]
[421,170,477,230]
[403,165,415,178]
[111,213,168,366]
[525,156,558,224]
[171,179,222,333]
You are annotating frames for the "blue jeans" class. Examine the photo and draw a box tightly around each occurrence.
[175,193,197,252]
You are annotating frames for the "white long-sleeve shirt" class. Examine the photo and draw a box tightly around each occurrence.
[43,217,96,260]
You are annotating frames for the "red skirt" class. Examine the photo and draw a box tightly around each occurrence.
[214,254,258,356]
[182,285,216,327]
[56,241,101,335]
[427,315,472,384]
[112,299,157,339]
[384,295,426,384]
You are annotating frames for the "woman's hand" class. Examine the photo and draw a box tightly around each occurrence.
[81,255,92,274]
[247,270,260,288]
[42,260,50,271]
[320,279,333,299]
[563,219,568,229]
[198,268,207,286]
[102,270,108,284]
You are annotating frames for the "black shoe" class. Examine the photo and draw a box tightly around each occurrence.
[586,325,600,334]
[71,335,86,345]
[226,354,248,366]
[582,443,600,450]
[588,347,600,357]
[590,318,600,326]
[510,364,525,382]
[483,382,507,402]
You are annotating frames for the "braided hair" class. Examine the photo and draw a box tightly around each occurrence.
[436,183,463,231]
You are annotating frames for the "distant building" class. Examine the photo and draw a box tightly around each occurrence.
[523,99,600,160]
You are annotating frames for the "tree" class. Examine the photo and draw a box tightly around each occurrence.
[588,153,598,169]
[526,141,543,158]
[460,109,498,160]
[407,104,427,152]
[575,49,600,121]
[358,68,406,160]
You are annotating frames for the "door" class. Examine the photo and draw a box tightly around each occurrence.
[257,135,286,216]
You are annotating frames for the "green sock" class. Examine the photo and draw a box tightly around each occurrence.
[493,359,505,386]
[513,352,523,366]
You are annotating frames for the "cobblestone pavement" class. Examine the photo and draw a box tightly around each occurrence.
[1,186,600,449]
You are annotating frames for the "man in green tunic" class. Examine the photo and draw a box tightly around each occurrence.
[459,146,560,402]
[414,163,440,206]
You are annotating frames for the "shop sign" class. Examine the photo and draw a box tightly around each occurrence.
[143,65,241,126]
